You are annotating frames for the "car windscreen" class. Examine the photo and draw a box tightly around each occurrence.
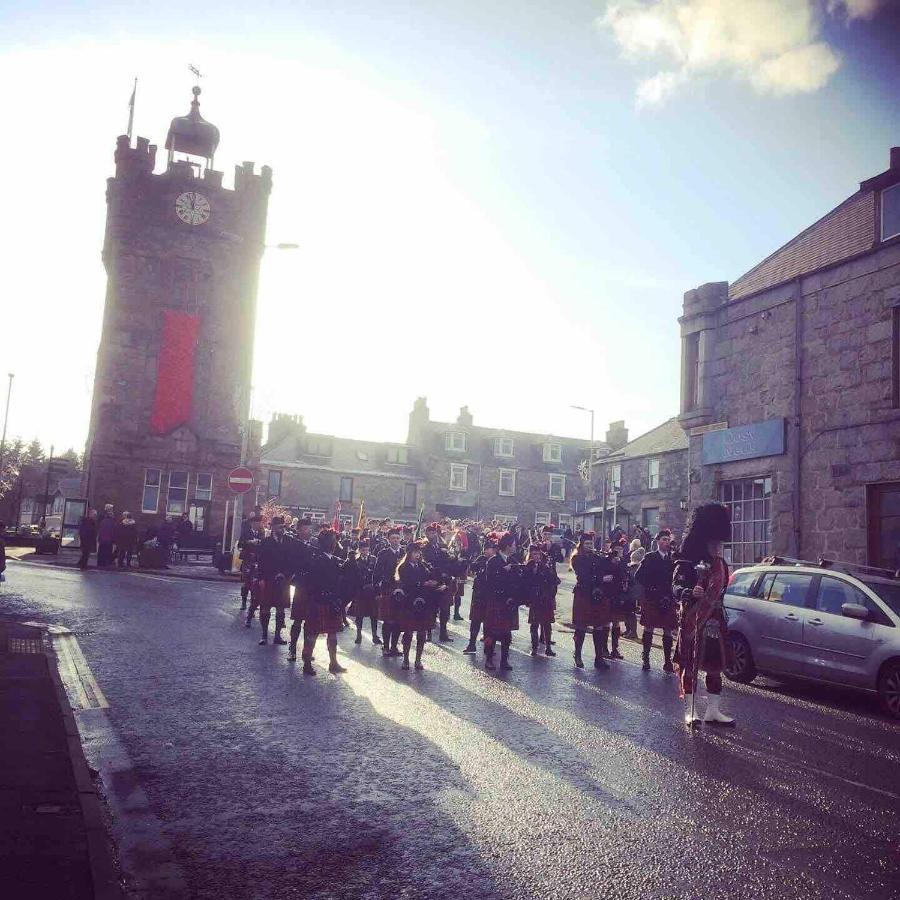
[862,581,900,617]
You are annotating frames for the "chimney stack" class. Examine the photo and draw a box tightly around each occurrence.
[605,420,629,451]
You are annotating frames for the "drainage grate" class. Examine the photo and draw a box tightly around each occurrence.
[8,638,43,655]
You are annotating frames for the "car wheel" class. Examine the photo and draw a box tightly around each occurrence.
[725,633,756,683]
[877,661,900,720]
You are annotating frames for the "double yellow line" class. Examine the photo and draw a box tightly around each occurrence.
[53,632,109,710]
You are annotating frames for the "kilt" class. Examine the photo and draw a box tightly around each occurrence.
[484,595,519,639]
[469,589,487,622]
[528,590,556,625]
[572,585,611,630]
[350,584,378,618]
[304,590,346,635]
[674,616,728,676]
[261,578,290,610]
[640,596,678,631]
[436,582,454,615]
[395,593,437,633]
[290,584,309,621]
[378,585,399,623]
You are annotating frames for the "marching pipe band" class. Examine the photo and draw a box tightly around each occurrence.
[236,503,738,727]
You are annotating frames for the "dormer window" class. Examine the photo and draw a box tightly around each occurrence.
[493,437,514,458]
[386,446,409,464]
[882,183,900,242]
[543,442,562,463]
[445,432,468,452]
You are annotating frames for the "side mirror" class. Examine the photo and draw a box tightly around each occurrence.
[841,602,869,621]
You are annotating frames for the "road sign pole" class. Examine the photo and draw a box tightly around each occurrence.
[222,499,230,554]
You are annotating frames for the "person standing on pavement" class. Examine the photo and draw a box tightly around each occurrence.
[301,529,349,675]
[97,506,116,567]
[375,528,404,659]
[623,538,645,639]
[462,534,498,654]
[77,509,98,569]
[570,532,611,670]
[287,518,315,661]
[114,512,138,568]
[348,539,381,646]
[176,512,194,549]
[396,540,442,671]
[238,514,264,613]
[526,542,559,656]
[157,517,175,568]
[672,504,735,728]
[422,522,457,643]
[256,516,294,646]
[634,530,677,673]
[483,532,523,672]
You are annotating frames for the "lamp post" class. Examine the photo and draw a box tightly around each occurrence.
[0,372,13,474]
[229,242,299,561]
[570,405,594,532]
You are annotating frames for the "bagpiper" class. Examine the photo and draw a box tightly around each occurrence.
[346,539,381,645]
[256,516,294,646]
[570,532,612,669]
[634,529,677,673]
[301,528,350,675]
[423,523,462,643]
[482,532,523,671]
[238,513,264,613]
[395,539,443,670]
[375,528,403,658]
[525,542,559,656]
[287,518,315,663]
[672,503,736,727]
[462,533,498,654]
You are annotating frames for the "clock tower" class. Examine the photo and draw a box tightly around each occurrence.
[83,86,272,541]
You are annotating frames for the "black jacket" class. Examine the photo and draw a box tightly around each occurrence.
[374,546,402,586]
[635,550,675,603]
[258,534,295,581]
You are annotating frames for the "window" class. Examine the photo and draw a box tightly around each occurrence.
[449,463,468,491]
[641,507,659,534]
[498,468,516,496]
[403,483,417,509]
[339,477,353,503]
[356,450,369,462]
[386,446,409,464]
[166,471,188,515]
[534,511,551,526]
[267,470,282,499]
[725,571,760,598]
[195,473,212,501]
[610,464,622,492]
[548,474,566,500]
[684,332,700,411]
[719,477,772,566]
[647,458,660,489]
[558,513,572,530]
[493,437,514,458]
[494,514,517,527]
[543,442,562,463]
[815,577,872,618]
[758,572,813,608]
[892,306,899,409]
[882,182,900,242]
[445,432,467,452]
[305,438,332,456]
[142,469,161,514]
[51,495,64,515]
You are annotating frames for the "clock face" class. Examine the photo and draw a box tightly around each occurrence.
[174,192,211,226]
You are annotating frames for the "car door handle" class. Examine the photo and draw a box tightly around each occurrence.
[784,613,799,621]
[808,617,824,626]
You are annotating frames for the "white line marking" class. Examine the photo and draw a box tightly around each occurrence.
[53,633,109,709]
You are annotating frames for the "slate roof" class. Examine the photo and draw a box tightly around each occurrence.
[599,417,687,462]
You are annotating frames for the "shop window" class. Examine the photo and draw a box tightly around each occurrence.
[142,469,161,514]
[718,477,772,566]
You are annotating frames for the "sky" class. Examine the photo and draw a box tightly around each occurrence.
[1,0,899,454]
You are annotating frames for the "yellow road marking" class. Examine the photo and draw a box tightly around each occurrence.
[53,633,109,710]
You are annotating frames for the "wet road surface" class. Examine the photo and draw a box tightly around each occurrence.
[3,560,899,900]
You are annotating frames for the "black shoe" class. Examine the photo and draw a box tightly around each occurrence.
[401,659,410,670]
[462,643,477,654]
[287,652,297,662]
[373,636,383,646]
[240,601,247,611]
[303,662,316,676]
[574,654,584,669]
[258,637,268,645]
[453,613,464,621]
[354,633,362,645]
[273,636,287,646]
[414,660,424,671]
[244,620,252,628]
[610,649,624,660]
[500,661,513,671]
[594,656,610,669]
[663,660,674,673]
[642,656,651,671]
[438,632,453,643]
[530,646,538,656]
[545,648,556,657]
[485,658,496,670]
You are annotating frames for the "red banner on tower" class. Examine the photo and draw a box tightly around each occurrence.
[150,309,201,435]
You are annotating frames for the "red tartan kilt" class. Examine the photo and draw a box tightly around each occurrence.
[469,591,487,622]
[378,585,399,623]
[261,579,290,610]
[250,578,264,606]
[395,599,437,633]
[572,585,611,629]
[640,599,678,631]
[290,585,309,621]
[528,592,556,625]
[484,596,519,638]
[304,591,345,634]
[350,585,378,618]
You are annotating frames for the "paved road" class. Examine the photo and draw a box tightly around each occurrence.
[3,559,900,900]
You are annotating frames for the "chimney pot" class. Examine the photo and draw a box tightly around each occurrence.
[891,147,900,170]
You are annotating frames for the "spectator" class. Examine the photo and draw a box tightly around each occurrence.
[158,517,175,568]
[176,512,194,548]
[115,512,138,568]
[78,509,98,569]
[97,507,116,567]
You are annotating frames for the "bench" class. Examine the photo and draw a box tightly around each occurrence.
[176,548,216,563]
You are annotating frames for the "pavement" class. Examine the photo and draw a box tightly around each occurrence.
[1,558,899,900]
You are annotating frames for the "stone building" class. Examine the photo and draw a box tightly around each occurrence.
[406,398,595,528]
[588,417,689,539]
[679,147,900,569]
[82,87,271,541]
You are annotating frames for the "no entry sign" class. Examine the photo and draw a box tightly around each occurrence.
[228,467,255,494]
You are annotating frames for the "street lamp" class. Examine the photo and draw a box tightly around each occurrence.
[0,373,13,473]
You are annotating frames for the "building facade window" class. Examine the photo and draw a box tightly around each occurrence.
[548,474,566,500]
[498,468,516,496]
[543,442,562,463]
[142,468,161,514]
[610,464,622,492]
[493,437,514,458]
[194,473,213,501]
[166,471,188,515]
[892,306,899,409]
[339,476,353,503]
[534,511,551,526]
[403,482,417,509]
[558,513,573,530]
[882,182,900,242]
[449,463,468,491]
[386,446,409,464]
[641,507,660,535]
[445,432,468,452]
[648,458,660,489]
[267,470,282,499]
[719,477,772,567]
[494,514,517,527]
[684,332,700,411]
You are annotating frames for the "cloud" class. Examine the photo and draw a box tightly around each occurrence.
[598,0,884,107]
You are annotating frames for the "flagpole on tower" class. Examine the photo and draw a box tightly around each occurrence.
[127,77,137,141]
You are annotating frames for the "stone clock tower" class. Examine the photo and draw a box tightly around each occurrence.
[83,87,272,540]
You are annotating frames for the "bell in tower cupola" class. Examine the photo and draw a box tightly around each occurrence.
[165,85,220,172]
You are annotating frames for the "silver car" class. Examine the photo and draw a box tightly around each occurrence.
[722,559,900,718]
